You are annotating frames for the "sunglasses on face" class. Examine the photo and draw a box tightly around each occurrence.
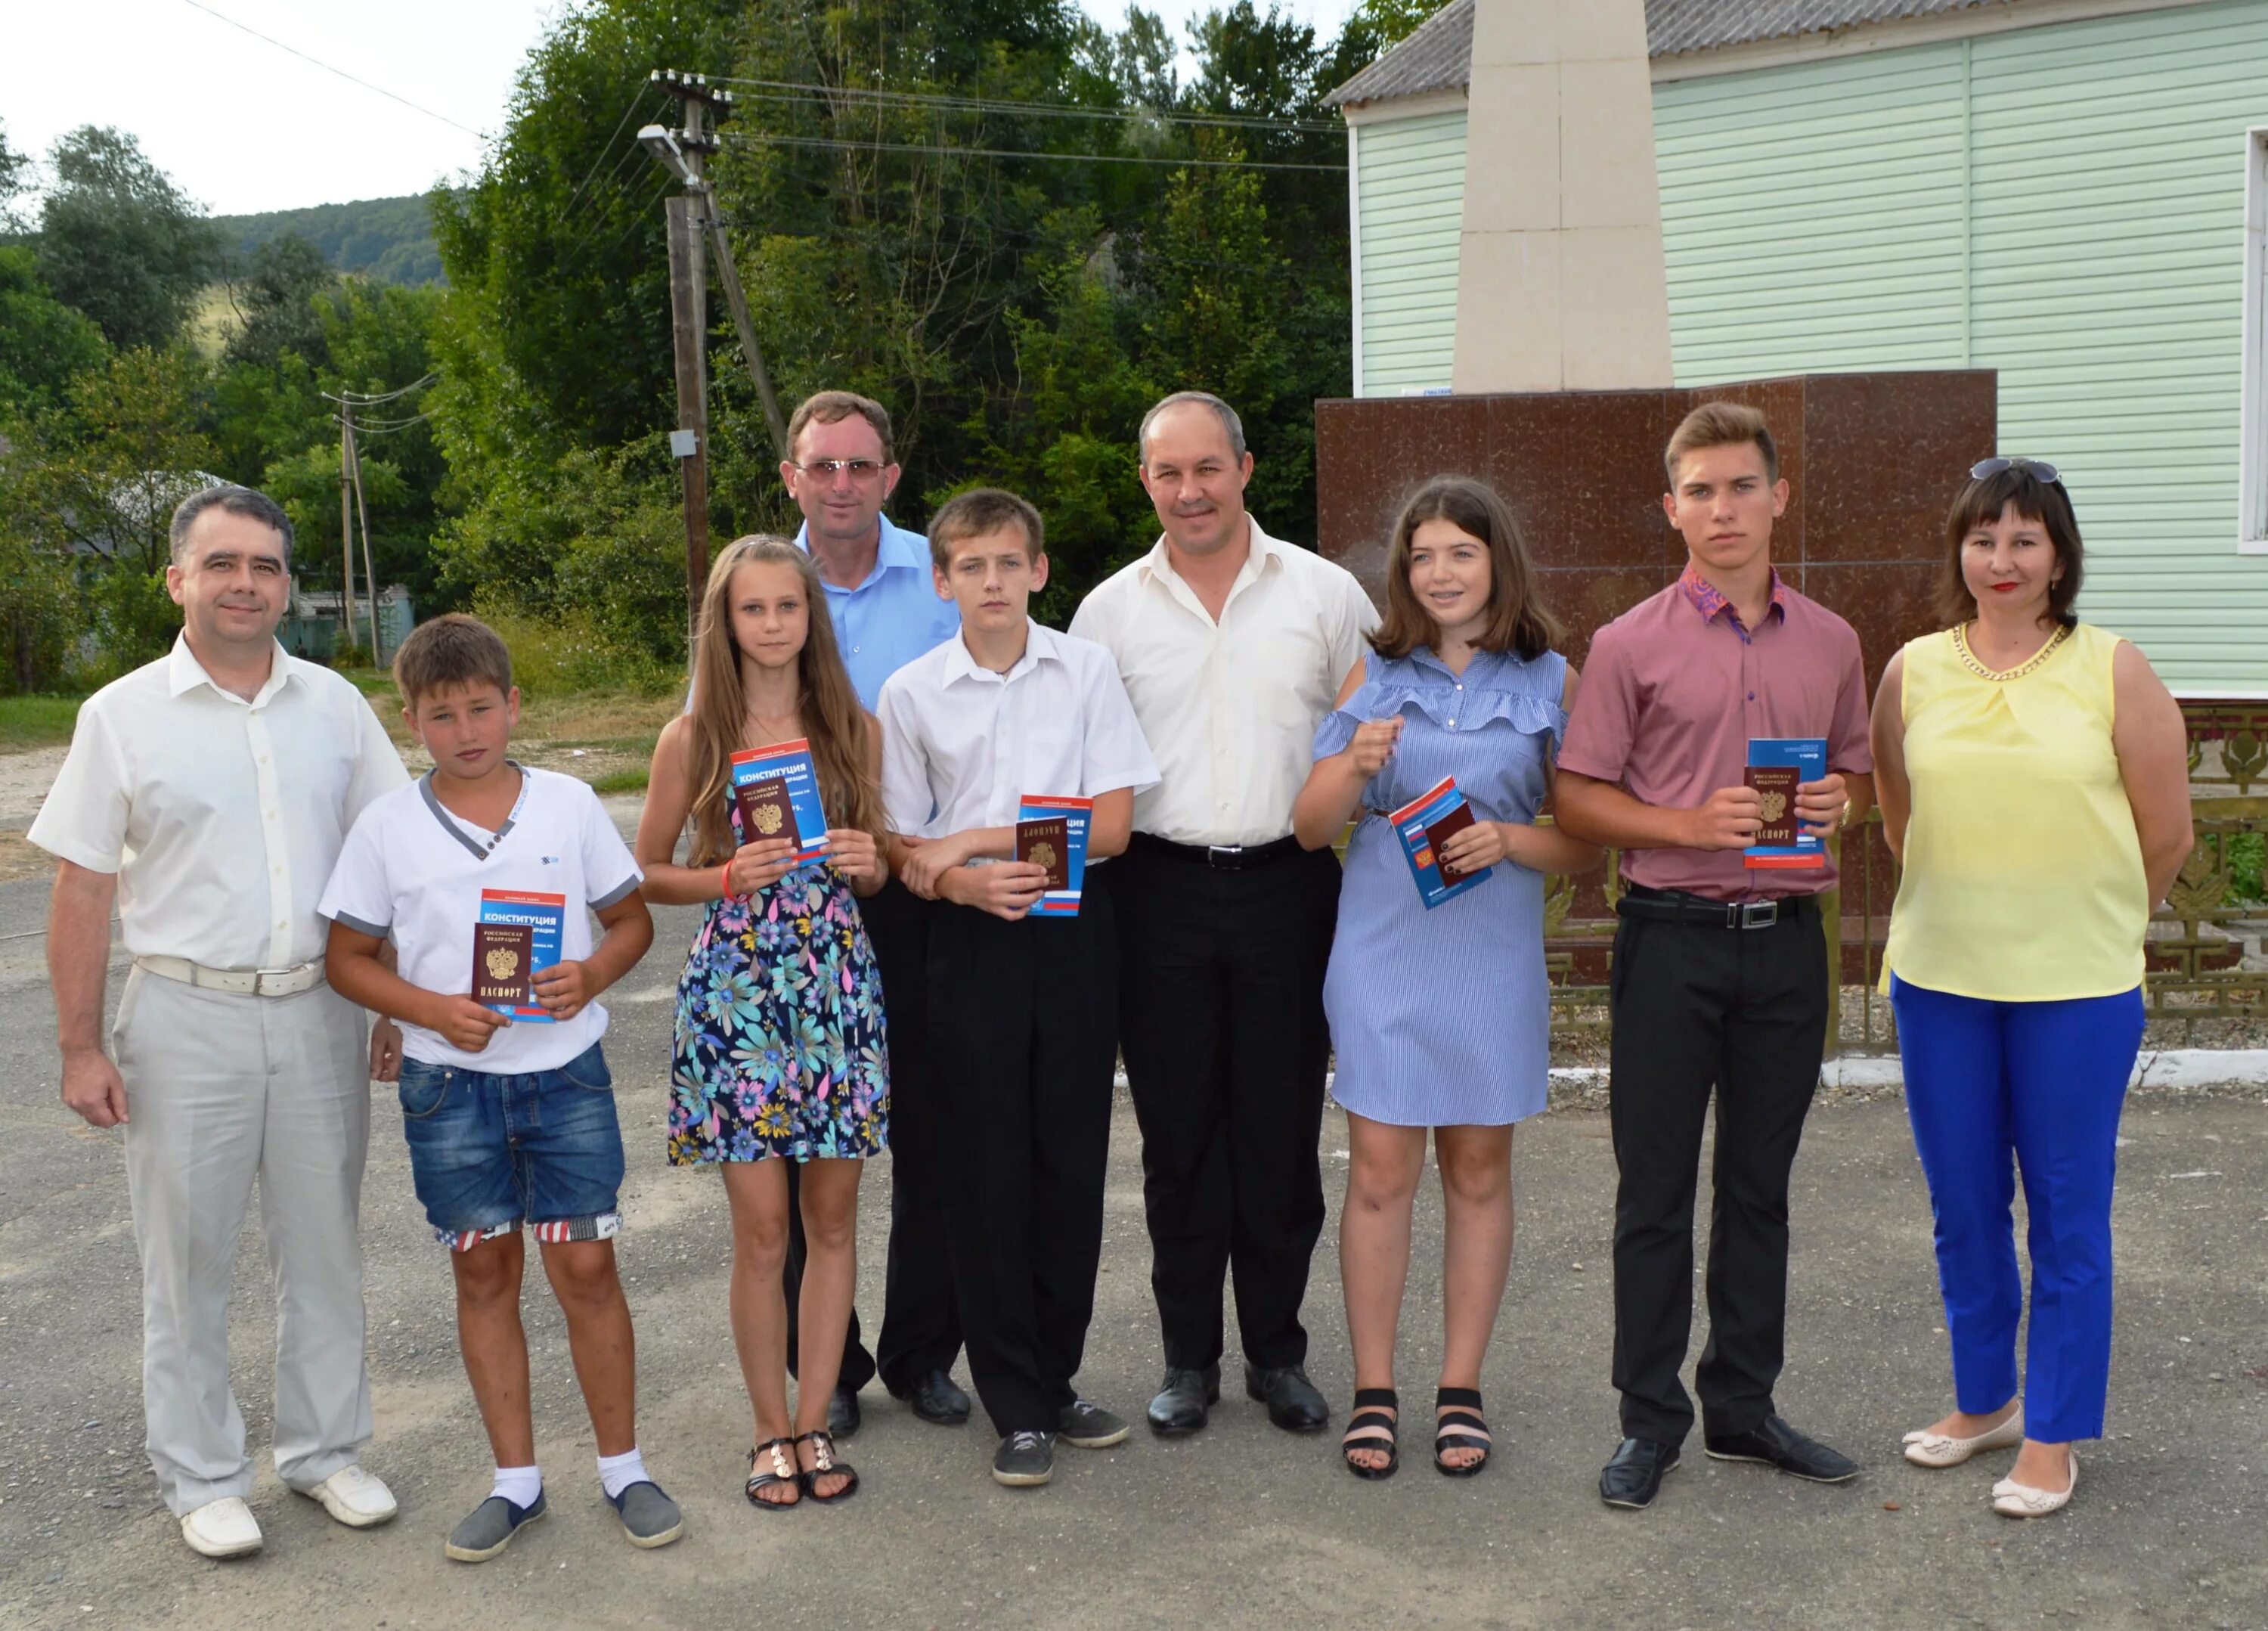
[1970,457,2062,485]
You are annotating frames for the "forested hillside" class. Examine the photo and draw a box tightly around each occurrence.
[212,194,441,284]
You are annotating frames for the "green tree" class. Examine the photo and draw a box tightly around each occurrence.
[37,126,219,351]
[222,234,339,372]
[0,247,109,410]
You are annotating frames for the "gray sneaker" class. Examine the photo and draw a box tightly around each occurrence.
[1058,1400,1130,1448]
[606,1479,683,1549]
[992,1430,1055,1487]
[444,1490,546,1563]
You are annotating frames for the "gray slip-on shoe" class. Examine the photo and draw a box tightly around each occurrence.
[444,1490,547,1563]
[606,1479,684,1548]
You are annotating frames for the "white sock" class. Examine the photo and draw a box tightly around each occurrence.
[491,1465,541,1510]
[597,1447,649,1499]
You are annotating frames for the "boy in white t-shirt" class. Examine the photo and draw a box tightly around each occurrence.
[320,615,677,1562]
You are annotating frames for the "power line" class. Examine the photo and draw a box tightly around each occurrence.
[323,374,435,405]
[711,74,1342,136]
[560,84,658,223]
[719,131,1346,173]
[180,1,485,138]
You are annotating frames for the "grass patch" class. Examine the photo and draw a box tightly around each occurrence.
[592,767,652,795]
[0,694,85,752]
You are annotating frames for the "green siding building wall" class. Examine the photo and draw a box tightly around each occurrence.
[1654,0,2268,694]
[1355,107,1467,395]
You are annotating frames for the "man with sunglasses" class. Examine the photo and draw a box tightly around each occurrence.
[776,391,968,1436]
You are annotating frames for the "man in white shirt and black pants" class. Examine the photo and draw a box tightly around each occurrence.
[32,487,409,1559]
[1070,393,1377,1437]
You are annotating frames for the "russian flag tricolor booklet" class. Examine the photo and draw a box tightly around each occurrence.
[730,740,832,864]
[1390,776,1492,910]
[1743,737,1828,870]
[470,888,565,1021]
[1015,794,1093,916]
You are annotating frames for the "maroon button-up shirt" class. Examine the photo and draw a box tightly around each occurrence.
[1559,566,1873,901]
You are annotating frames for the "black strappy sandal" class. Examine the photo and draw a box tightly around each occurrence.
[746,1437,801,1508]
[1340,1388,1399,1481]
[1433,1387,1492,1478]
[795,1429,860,1503]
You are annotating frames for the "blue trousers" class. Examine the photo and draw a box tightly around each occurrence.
[1890,976,2143,1443]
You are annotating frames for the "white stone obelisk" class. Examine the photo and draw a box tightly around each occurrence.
[1451,0,1675,392]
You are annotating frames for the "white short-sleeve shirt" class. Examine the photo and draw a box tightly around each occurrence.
[877,620,1159,841]
[27,635,408,969]
[1067,516,1378,847]
[318,766,643,1073]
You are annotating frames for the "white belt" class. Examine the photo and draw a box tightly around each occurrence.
[132,955,327,997]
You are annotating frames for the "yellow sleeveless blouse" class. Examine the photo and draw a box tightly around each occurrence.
[1883,622,2147,1002]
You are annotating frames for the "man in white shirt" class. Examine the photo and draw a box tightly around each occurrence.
[31,486,409,1559]
[1069,392,1378,1438]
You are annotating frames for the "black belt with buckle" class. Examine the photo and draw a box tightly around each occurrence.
[1131,832,1306,871]
[1615,883,1820,930]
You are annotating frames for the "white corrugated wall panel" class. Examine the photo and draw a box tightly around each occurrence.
[1356,107,1468,395]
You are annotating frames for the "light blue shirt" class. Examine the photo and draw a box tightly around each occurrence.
[795,514,960,711]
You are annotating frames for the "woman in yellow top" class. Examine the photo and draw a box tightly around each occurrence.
[1871,458,2192,1519]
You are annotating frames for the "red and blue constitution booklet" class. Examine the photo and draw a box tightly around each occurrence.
[1390,776,1492,909]
[1744,736,1828,870]
[470,888,565,1022]
[730,740,832,864]
[1016,793,1093,916]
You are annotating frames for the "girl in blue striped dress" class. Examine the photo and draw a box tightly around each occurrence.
[1292,476,1600,1482]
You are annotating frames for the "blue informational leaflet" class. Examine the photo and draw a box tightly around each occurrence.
[1745,736,1829,870]
[474,888,565,1022]
[1390,775,1493,910]
[1017,794,1093,916]
[730,739,832,863]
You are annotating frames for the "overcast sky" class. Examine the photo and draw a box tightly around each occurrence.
[0,0,1360,218]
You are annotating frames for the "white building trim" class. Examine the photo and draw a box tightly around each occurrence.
[2242,126,2268,554]
[1650,0,2214,83]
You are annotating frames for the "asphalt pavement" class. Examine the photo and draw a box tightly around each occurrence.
[1,851,2264,1631]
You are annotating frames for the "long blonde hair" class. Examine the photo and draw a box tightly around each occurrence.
[683,535,885,867]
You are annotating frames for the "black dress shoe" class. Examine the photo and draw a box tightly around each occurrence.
[827,1384,862,1439]
[1599,1437,1680,1509]
[1244,1363,1329,1432]
[1704,1415,1859,1483]
[892,1369,971,1426]
[1145,1366,1221,1436]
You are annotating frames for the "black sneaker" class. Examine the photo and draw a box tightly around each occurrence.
[991,1430,1055,1487]
[1058,1400,1130,1448]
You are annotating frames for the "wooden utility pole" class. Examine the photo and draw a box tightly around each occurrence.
[338,401,358,662]
[349,437,383,661]
[665,191,710,642]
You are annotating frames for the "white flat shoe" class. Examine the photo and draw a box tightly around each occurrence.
[1901,1406,2025,1468]
[298,1464,398,1527]
[180,1496,263,1559]
[1992,1450,2077,1518]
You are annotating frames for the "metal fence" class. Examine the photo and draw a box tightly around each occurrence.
[1545,704,2268,1056]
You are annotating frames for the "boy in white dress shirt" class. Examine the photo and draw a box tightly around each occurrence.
[878,488,1160,1489]
[320,614,679,1561]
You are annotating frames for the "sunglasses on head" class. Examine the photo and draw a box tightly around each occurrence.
[1970,457,2062,485]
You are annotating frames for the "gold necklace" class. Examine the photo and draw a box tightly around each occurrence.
[1952,622,2068,682]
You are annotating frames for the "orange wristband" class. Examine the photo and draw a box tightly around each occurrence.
[719,861,736,901]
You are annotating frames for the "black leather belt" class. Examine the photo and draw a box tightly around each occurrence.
[1616,883,1820,930]
[1131,832,1305,871]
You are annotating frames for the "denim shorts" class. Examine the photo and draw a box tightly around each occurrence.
[396,1041,626,1251]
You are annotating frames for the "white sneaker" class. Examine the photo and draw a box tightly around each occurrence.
[298,1465,399,1528]
[180,1496,263,1558]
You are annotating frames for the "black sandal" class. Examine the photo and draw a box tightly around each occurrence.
[1433,1387,1492,1478]
[746,1437,801,1508]
[1341,1388,1399,1480]
[795,1429,860,1503]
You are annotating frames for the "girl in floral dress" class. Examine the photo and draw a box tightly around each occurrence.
[634,535,890,1510]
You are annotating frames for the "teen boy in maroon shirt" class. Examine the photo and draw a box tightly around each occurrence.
[1555,403,1874,1512]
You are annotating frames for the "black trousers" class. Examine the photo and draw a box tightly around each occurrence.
[782,877,961,1394]
[928,869,1118,1437]
[1606,890,1830,1446]
[1116,840,1340,1372]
